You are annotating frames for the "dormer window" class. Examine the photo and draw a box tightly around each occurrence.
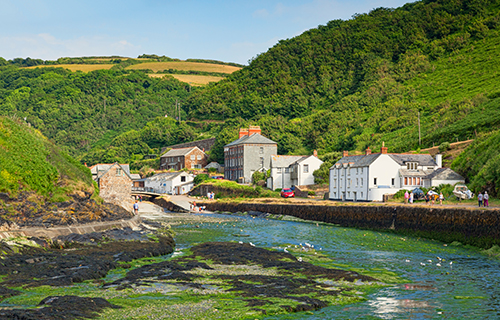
[406,162,418,170]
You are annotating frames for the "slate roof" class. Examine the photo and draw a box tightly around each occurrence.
[160,147,205,158]
[146,172,187,181]
[389,154,437,167]
[204,162,221,169]
[424,168,465,181]
[225,133,277,147]
[95,163,133,180]
[399,169,434,177]
[291,155,323,166]
[331,154,381,169]
[130,173,142,180]
[270,155,305,168]
[90,163,130,175]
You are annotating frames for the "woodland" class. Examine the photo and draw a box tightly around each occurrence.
[1,0,500,194]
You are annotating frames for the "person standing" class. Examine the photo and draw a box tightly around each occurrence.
[439,192,444,205]
[404,191,409,204]
[409,192,414,204]
[478,192,483,207]
[484,191,489,207]
[133,200,139,215]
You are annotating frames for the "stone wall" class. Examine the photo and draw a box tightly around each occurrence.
[185,148,208,169]
[199,202,500,248]
[99,169,133,212]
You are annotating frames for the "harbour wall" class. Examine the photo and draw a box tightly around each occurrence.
[199,202,500,248]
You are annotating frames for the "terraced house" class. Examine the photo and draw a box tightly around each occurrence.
[329,145,464,202]
[224,126,277,183]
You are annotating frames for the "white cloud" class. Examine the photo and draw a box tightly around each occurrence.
[0,33,141,60]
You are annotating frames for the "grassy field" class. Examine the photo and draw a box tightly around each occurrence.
[149,74,225,86]
[27,64,114,72]
[126,61,241,73]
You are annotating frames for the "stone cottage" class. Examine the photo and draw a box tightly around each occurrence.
[93,162,133,211]
[159,147,208,170]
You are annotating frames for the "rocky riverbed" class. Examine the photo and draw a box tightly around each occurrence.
[0,202,389,319]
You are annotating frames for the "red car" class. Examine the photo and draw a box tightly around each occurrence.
[281,188,295,198]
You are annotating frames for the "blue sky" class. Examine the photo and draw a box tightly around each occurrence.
[0,0,412,65]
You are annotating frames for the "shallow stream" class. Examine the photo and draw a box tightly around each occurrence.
[164,212,500,319]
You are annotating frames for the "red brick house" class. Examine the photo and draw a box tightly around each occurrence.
[160,147,208,170]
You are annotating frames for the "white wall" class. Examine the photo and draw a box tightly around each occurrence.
[295,156,323,186]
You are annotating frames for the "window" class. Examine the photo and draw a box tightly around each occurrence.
[197,155,202,160]
[348,192,351,197]
[285,168,289,173]
[277,168,282,173]
[259,147,264,154]
[334,170,337,176]
[348,168,351,176]
[116,168,122,176]
[181,176,186,182]
[356,178,359,186]
[347,179,350,188]
[260,157,264,167]
[391,178,395,186]
[190,155,195,160]
[290,167,294,173]
[361,192,364,198]
[374,178,377,185]
[360,178,363,186]
[404,177,408,185]
[356,168,359,175]
[417,177,421,185]
[304,164,309,173]
[333,179,337,187]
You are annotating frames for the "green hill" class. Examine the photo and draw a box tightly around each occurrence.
[0,116,93,200]
[0,116,131,227]
[185,0,500,155]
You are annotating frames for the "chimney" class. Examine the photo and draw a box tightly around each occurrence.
[436,154,442,168]
[365,147,371,155]
[381,141,388,154]
[248,125,261,136]
[343,150,348,157]
[239,128,249,139]
[313,150,318,157]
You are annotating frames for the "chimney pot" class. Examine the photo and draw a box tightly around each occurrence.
[381,146,388,154]
[343,150,348,157]
[313,150,318,157]
[238,128,249,139]
[365,147,371,155]
[248,125,261,136]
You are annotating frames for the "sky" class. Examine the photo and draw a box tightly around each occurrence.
[0,0,413,65]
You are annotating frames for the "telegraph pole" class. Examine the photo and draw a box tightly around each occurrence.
[418,111,421,146]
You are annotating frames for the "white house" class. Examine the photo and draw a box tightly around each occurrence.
[267,153,323,190]
[144,172,194,195]
[329,146,464,202]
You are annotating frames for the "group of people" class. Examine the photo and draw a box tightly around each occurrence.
[477,191,489,207]
[190,201,206,212]
[206,192,215,200]
[404,190,445,205]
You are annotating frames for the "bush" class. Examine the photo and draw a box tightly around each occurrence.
[252,171,266,184]
[439,142,451,153]
[393,189,410,199]
[194,174,210,185]
[308,191,316,196]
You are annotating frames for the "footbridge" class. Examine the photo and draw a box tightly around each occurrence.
[131,190,162,198]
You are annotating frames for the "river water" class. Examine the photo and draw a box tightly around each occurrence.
[161,212,500,319]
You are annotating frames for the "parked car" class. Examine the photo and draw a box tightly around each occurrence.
[212,176,224,180]
[281,188,295,198]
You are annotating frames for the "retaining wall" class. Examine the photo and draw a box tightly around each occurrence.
[199,202,500,247]
[0,215,142,240]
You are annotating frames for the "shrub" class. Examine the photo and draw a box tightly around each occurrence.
[252,171,266,184]
[194,174,210,185]
[308,191,316,196]
[439,142,451,153]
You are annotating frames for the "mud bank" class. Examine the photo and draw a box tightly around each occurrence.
[199,201,500,248]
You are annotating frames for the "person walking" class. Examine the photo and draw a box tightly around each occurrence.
[133,200,139,215]
[478,192,483,207]
[404,191,409,204]
[439,192,444,205]
[484,191,489,207]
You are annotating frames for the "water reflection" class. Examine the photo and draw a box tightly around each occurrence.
[165,212,500,319]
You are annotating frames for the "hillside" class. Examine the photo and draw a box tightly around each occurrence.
[185,0,500,156]
[0,116,132,227]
